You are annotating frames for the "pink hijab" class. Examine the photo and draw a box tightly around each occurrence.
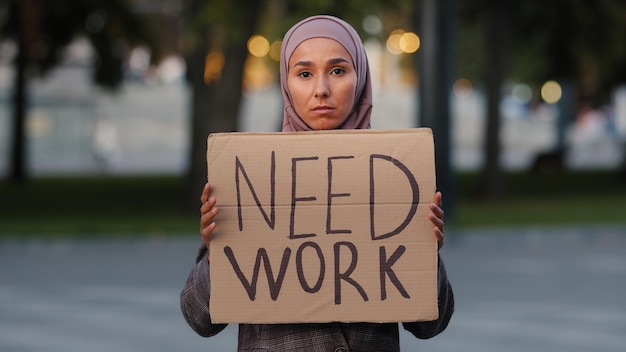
[280,15,372,132]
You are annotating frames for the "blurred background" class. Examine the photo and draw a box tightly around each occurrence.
[1,0,625,351]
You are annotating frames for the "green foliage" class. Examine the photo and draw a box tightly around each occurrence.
[186,0,257,42]
[455,13,485,83]
[0,176,196,236]
[0,0,153,89]
[457,0,626,102]
[258,0,412,42]
[454,170,626,227]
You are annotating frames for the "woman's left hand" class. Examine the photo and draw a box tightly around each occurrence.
[428,191,445,250]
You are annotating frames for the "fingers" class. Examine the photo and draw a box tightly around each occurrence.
[200,183,211,204]
[433,191,443,208]
[429,191,445,250]
[200,204,218,249]
[429,193,444,228]
[201,220,216,249]
[433,226,445,250]
[200,197,218,227]
[200,183,218,249]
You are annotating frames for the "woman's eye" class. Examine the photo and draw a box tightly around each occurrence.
[298,72,311,78]
[331,68,345,75]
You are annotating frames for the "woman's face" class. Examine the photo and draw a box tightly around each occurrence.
[287,37,357,130]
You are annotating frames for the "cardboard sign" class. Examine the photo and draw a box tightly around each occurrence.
[207,128,438,324]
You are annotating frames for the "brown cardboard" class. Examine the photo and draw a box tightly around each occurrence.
[207,128,438,324]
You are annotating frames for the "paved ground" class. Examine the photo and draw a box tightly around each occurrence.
[1,225,625,352]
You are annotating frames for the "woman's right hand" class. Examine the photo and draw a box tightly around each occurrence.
[200,183,218,253]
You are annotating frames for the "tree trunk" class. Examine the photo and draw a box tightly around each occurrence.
[183,0,264,214]
[10,28,27,184]
[480,0,510,199]
[8,0,39,184]
[184,40,214,213]
[417,0,456,219]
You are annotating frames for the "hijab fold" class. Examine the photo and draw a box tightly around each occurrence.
[280,15,372,132]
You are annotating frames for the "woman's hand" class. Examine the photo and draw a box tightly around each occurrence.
[428,191,445,250]
[200,183,218,253]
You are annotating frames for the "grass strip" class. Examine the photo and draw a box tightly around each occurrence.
[1,171,625,237]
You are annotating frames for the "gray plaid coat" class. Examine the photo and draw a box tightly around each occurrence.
[180,246,454,352]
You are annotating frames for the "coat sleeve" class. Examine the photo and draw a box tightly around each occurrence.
[180,245,228,337]
[402,255,455,339]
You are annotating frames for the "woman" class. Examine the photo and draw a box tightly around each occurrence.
[180,15,454,351]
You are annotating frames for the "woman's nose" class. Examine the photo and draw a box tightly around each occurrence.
[314,77,329,97]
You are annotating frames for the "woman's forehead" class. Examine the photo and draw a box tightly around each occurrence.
[289,37,353,64]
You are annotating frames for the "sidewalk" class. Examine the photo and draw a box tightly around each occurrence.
[1,226,625,352]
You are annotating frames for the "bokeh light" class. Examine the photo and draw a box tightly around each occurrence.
[84,12,105,33]
[386,30,405,55]
[243,57,273,92]
[541,80,562,104]
[453,78,473,99]
[512,83,532,104]
[269,40,282,61]
[363,15,382,35]
[386,30,421,54]
[204,51,224,84]
[399,32,420,53]
[247,35,270,58]
[27,112,53,138]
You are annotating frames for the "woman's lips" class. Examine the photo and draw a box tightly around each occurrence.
[312,106,334,114]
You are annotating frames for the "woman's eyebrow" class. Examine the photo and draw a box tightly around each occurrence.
[292,60,312,69]
[328,57,350,65]
[291,57,351,69]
